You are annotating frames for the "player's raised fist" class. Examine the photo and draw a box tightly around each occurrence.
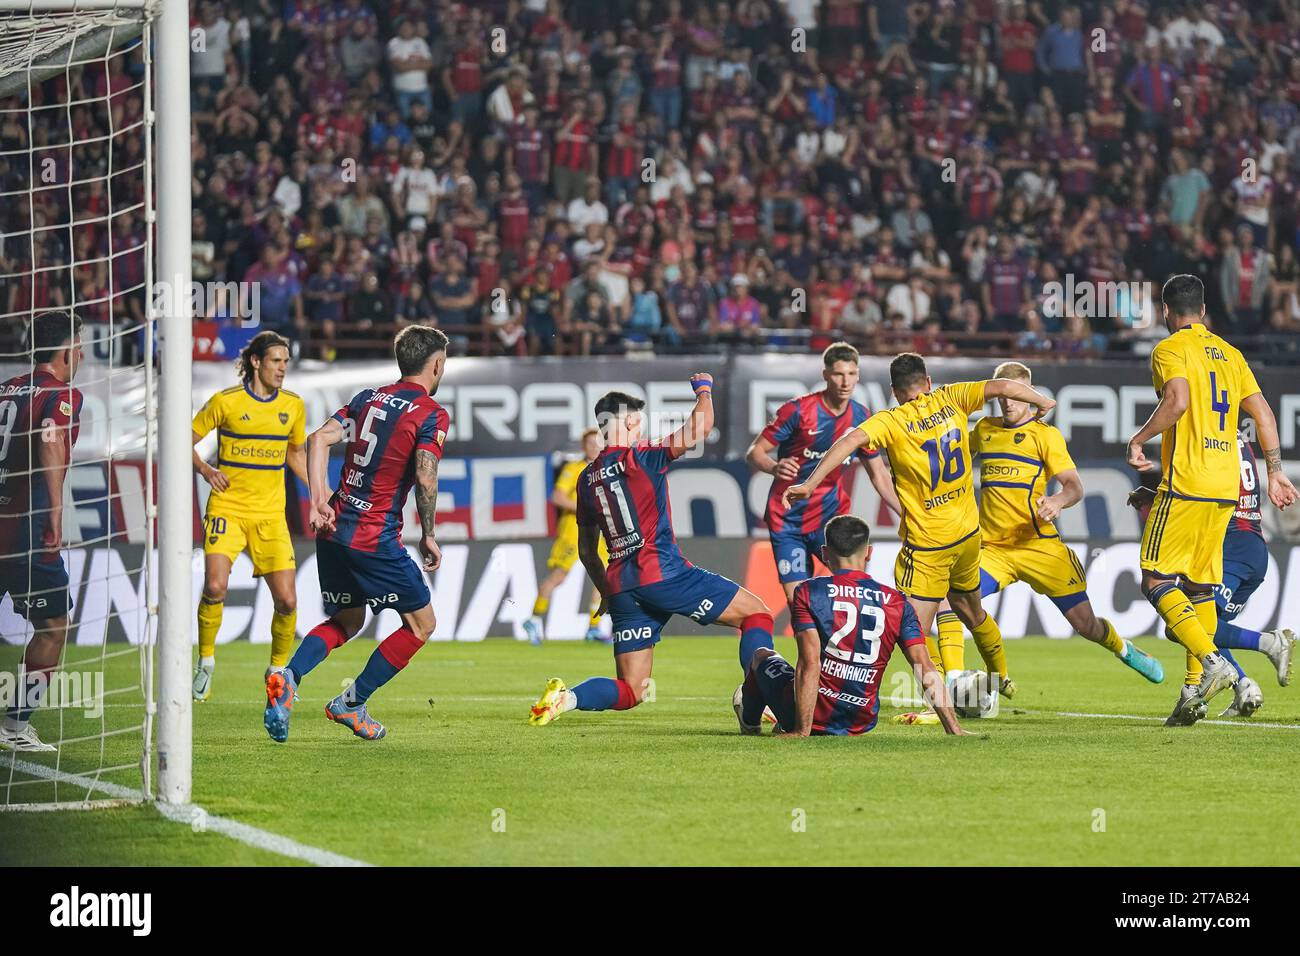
[690,372,713,394]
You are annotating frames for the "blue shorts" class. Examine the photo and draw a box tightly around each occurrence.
[315,538,430,616]
[1215,530,1268,621]
[607,566,741,655]
[769,524,825,585]
[0,556,72,621]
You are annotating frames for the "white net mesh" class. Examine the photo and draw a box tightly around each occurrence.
[0,0,157,807]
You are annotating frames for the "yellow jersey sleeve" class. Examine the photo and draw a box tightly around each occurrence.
[192,390,227,437]
[1150,337,1188,393]
[290,395,307,445]
[944,381,988,415]
[1041,424,1076,479]
[856,410,893,451]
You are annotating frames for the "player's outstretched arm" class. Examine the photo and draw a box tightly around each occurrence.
[306,418,345,532]
[577,525,609,613]
[900,642,970,735]
[782,427,870,507]
[777,628,822,737]
[984,377,1057,418]
[1242,392,1299,510]
[414,449,441,572]
[661,373,715,458]
[1127,376,1189,471]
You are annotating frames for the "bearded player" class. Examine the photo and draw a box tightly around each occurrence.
[528,375,776,726]
[191,331,308,701]
[0,312,84,752]
[735,514,967,736]
[263,326,451,742]
[522,427,610,645]
[1127,274,1297,726]
[746,342,901,607]
[785,353,1055,703]
[933,360,1164,695]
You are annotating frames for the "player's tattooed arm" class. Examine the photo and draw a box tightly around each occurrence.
[414,450,442,571]
[1241,392,1298,509]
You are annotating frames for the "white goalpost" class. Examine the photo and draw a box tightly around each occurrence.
[0,0,190,808]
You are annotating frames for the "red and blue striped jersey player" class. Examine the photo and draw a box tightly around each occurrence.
[528,374,777,726]
[736,514,967,736]
[0,312,84,754]
[746,342,901,607]
[1129,431,1295,718]
[263,326,452,744]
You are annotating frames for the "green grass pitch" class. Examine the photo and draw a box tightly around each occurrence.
[2,634,1298,866]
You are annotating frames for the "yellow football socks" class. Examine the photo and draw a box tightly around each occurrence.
[937,610,965,673]
[532,595,550,617]
[1152,585,1216,672]
[1098,617,1125,656]
[925,636,943,672]
[197,597,223,660]
[970,612,1008,679]
[270,609,297,668]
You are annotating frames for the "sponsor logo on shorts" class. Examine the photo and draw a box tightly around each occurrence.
[690,598,715,622]
[365,593,400,608]
[614,625,653,644]
[322,590,354,606]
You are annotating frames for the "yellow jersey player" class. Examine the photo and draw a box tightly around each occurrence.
[785,352,1054,703]
[1128,274,1297,725]
[933,361,1164,693]
[190,331,308,700]
[522,427,610,644]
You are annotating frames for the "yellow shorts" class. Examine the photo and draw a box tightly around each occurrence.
[981,537,1088,600]
[202,512,296,577]
[895,530,982,601]
[546,530,608,571]
[1139,491,1233,586]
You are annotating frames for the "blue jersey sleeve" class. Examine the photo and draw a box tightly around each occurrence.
[760,399,800,449]
[898,599,924,646]
[634,444,675,474]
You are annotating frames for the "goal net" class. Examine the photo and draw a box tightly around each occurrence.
[0,0,162,808]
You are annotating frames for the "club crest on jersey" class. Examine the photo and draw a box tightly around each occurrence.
[58,400,72,416]
[435,429,446,446]
[1014,433,1026,443]
[208,535,217,544]
[278,412,289,424]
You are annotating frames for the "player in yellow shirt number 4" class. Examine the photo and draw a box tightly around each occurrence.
[785,353,1054,721]
[1128,275,1297,726]
[190,332,309,701]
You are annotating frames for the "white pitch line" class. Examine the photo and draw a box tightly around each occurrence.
[4,757,371,867]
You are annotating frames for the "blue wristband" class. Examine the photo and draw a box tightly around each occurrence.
[692,378,713,394]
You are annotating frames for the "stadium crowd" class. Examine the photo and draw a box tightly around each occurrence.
[3,0,1300,359]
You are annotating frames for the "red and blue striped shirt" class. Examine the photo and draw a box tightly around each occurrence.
[323,381,450,554]
[762,392,878,536]
[576,442,691,594]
